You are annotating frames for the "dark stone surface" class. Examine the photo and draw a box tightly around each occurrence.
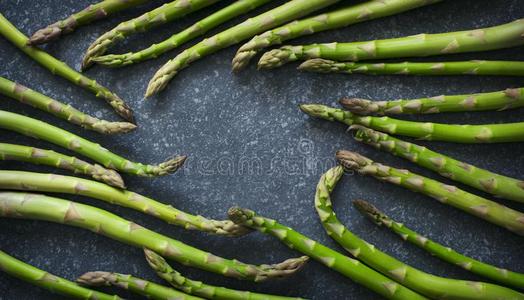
[0,0,523,299]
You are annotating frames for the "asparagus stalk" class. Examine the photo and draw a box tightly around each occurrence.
[146,0,341,97]
[0,192,309,282]
[299,104,524,143]
[350,125,524,203]
[93,0,273,68]
[0,77,135,134]
[0,250,121,300]
[144,249,305,300]
[0,14,134,122]
[28,0,151,45]
[232,0,442,72]
[0,110,186,176]
[336,150,524,236]
[82,0,221,69]
[258,19,524,69]
[354,199,524,290]
[0,170,249,236]
[228,209,428,300]
[315,166,524,299]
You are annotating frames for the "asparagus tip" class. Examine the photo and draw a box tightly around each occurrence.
[297,58,334,73]
[258,49,288,70]
[352,200,385,225]
[92,164,126,189]
[231,50,256,73]
[156,155,187,175]
[77,271,113,287]
[335,150,372,171]
[298,104,328,118]
[339,98,378,115]
[227,206,252,224]
[28,24,62,45]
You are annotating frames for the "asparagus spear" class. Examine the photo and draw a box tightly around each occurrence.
[0,110,186,176]
[350,125,524,203]
[228,209,428,300]
[232,0,442,72]
[0,191,309,282]
[93,0,273,68]
[258,19,524,69]
[299,104,524,143]
[0,77,135,134]
[146,0,341,97]
[315,166,524,299]
[0,250,121,300]
[82,0,221,69]
[336,150,524,236]
[28,0,151,45]
[0,14,134,122]
[354,199,524,290]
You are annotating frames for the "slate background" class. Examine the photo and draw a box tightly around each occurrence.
[0,0,523,299]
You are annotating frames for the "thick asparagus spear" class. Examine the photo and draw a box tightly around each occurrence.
[258,19,524,69]
[354,199,524,290]
[29,0,151,45]
[0,77,135,134]
[315,166,524,299]
[228,209,428,300]
[0,14,134,122]
[0,250,121,300]
[232,0,442,72]
[94,0,273,68]
[82,0,221,69]
[299,104,524,143]
[0,110,186,177]
[0,192,309,282]
[350,125,524,203]
[146,0,341,97]
[0,170,248,236]
[336,150,524,236]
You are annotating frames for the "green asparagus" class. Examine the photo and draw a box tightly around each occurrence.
[0,192,309,282]
[0,13,134,122]
[0,110,186,176]
[315,166,524,299]
[336,150,524,236]
[299,104,524,143]
[258,19,524,69]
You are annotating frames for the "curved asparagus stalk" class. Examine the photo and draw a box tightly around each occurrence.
[0,110,186,176]
[315,166,524,299]
[232,0,442,72]
[146,0,341,97]
[0,192,309,282]
[354,199,524,290]
[28,0,151,45]
[0,170,249,236]
[144,249,305,300]
[93,0,273,68]
[299,104,524,143]
[82,0,221,69]
[228,208,428,300]
[258,19,524,69]
[0,250,121,300]
[0,14,134,122]
[336,150,524,236]
[0,77,135,134]
[350,125,524,203]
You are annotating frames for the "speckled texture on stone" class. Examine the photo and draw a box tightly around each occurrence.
[0,1,523,299]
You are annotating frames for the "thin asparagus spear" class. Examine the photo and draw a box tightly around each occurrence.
[336,150,524,236]
[93,0,273,68]
[0,192,309,282]
[0,14,134,122]
[299,104,524,143]
[146,0,341,97]
[228,209,428,300]
[0,250,121,300]
[258,19,524,69]
[29,0,151,45]
[0,110,186,177]
[0,77,135,134]
[350,125,524,203]
[354,199,524,290]
[315,166,524,299]
[82,0,221,69]
[232,0,442,72]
